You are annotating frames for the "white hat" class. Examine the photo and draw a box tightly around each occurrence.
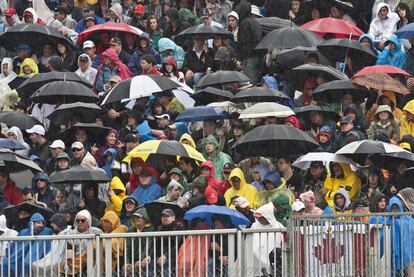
[251,5,262,17]
[26,124,45,136]
[227,11,239,21]
[71,141,84,150]
[49,139,65,149]
[83,40,95,49]
[155,114,170,121]
[234,196,250,208]
[292,201,305,212]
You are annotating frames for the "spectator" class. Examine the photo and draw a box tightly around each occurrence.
[32,172,56,207]
[120,195,139,228]
[299,191,323,215]
[75,53,97,84]
[140,54,162,75]
[83,40,101,69]
[376,35,405,68]
[108,36,132,66]
[400,99,414,139]
[323,189,353,219]
[224,168,258,209]
[369,3,400,49]
[131,168,163,205]
[161,56,185,83]
[106,176,127,215]
[146,15,163,50]
[128,33,161,75]
[158,38,185,69]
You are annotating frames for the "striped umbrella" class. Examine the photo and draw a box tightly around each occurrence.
[352,73,409,94]
[123,140,206,163]
[101,75,181,105]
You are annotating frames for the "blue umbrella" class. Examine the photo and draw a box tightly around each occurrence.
[175,106,230,122]
[184,205,250,228]
[395,22,414,39]
[0,139,26,150]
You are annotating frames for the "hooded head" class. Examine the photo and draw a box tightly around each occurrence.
[253,202,280,228]
[369,191,387,213]
[131,207,151,228]
[333,188,351,211]
[200,160,215,180]
[358,34,378,54]
[75,209,92,230]
[29,213,46,235]
[100,210,121,233]
[384,35,402,52]
[179,133,196,148]
[7,126,25,144]
[228,168,248,190]
[158,38,177,53]
[19,58,39,76]
[110,176,126,198]
[23,8,39,24]
[263,171,282,188]
[162,56,178,74]
[110,3,123,20]
[0,58,13,78]
[203,135,220,152]
[397,187,414,212]
[388,196,404,213]
[50,213,68,233]
[77,53,92,69]
[101,48,122,67]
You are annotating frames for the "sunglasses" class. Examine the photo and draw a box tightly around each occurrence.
[72,148,82,152]
[76,218,86,223]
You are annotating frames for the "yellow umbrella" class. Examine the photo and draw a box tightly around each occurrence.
[123,140,206,163]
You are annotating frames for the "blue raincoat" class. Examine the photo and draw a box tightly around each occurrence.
[376,35,406,68]
[3,213,53,276]
[131,176,162,205]
[102,147,117,178]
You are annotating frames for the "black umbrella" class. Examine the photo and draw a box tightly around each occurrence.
[7,76,30,90]
[273,46,330,69]
[0,23,75,51]
[256,17,296,34]
[288,63,349,91]
[233,87,289,103]
[370,152,414,172]
[49,165,110,183]
[0,148,43,172]
[0,139,26,150]
[0,112,41,130]
[58,123,112,145]
[317,38,377,68]
[101,75,181,105]
[231,125,319,157]
[17,72,92,97]
[144,200,186,227]
[312,80,371,103]
[196,71,251,88]
[191,87,233,105]
[176,25,233,40]
[255,26,323,50]
[47,102,103,125]
[293,105,341,123]
[4,201,54,229]
[30,81,98,104]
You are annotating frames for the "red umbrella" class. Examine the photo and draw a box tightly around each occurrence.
[77,22,143,45]
[353,65,411,78]
[301,18,363,39]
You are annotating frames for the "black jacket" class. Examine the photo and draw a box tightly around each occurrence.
[182,48,215,74]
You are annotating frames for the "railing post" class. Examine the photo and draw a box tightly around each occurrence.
[236,229,243,277]
[93,234,101,277]
[286,218,294,277]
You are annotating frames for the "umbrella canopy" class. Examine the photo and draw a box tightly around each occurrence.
[301,18,363,39]
[7,76,29,90]
[288,63,349,91]
[233,87,289,103]
[293,152,357,170]
[144,200,186,227]
[175,106,230,122]
[0,148,43,173]
[77,22,143,45]
[352,73,409,94]
[394,22,414,39]
[255,26,323,50]
[238,102,295,119]
[336,140,406,165]
[312,80,371,102]
[0,139,26,150]
[176,25,233,40]
[353,65,411,78]
[369,151,414,172]
[231,125,319,156]
[30,81,99,104]
[58,123,112,145]
[17,72,92,97]
[273,46,330,69]
[0,112,41,130]
[317,38,377,68]
[293,105,341,124]
[191,87,234,105]
[207,101,245,113]
[47,102,102,125]
[184,205,250,228]
[0,23,75,51]
[49,165,110,183]
[101,75,181,105]
[256,17,296,34]
[196,71,251,88]
[4,201,54,229]
[123,140,206,163]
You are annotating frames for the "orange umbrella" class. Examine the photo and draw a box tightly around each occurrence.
[352,73,409,94]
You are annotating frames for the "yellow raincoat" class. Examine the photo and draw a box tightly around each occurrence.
[224,168,258,209]
[324,163,361,207]
[105,177,126,215]
[18,58,39,76]
[99,211,128,269]
[400,100,414,139]
[179,133,196,149]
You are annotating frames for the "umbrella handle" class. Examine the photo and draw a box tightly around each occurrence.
[342,33,353,73]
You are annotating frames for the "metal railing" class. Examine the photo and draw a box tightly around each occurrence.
[2,213,414,277]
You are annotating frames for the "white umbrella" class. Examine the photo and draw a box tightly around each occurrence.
[207,101,245,113]
[293,152,357,171]
[238,102,295,119]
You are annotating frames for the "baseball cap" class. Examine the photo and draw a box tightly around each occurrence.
[15,44,32,52]
[49,139,65,149]
[124,133,139,143]
[79,54,89,62]
[233,120,244,130]
[204,186,218,204]
[56,152,70,160]
[161,208,175,216]
[340,117,353,125]
[71,141,84,150]
[251,5,262,17]
[26,125,45,136]
[234,196,249,209]
[134,4,145,14]
[292,201,305,212]
[223,162,236,173]
[83,40,95,49]
[84,15,96,21]
[109,37,122,45]
[310,161,323,168]
[4,7,16,16]
[155,114,170,121]
[139,168,152,177]
[199,8,211,19]
[34,172,49,182]
[400,142,412,151]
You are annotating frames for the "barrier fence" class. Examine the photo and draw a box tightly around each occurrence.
[1,213,414,276]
